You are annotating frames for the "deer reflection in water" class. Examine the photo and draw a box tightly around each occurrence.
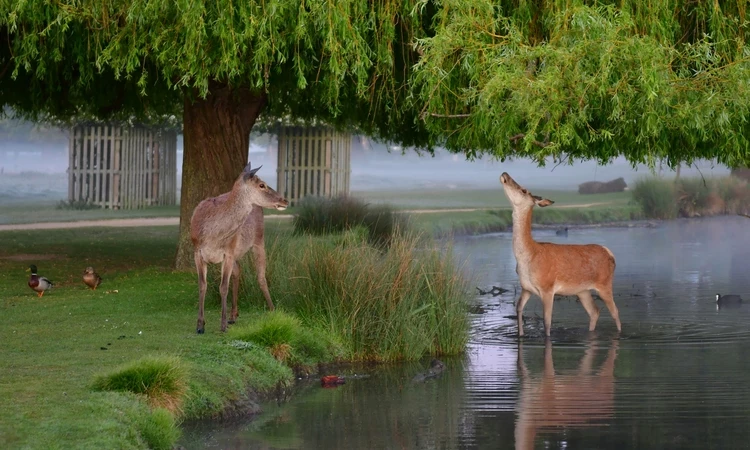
[515,339,619,450]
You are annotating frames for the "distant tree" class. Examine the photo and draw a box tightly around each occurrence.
[414,1,750,168]
[0,1,432,268]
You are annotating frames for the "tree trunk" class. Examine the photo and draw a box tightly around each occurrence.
[174,84,267,269]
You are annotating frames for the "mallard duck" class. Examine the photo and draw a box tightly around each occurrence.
[26,264,54,297]
[83,266,103,290]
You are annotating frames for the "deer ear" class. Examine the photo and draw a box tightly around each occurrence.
[533,195,554,207]
[242,164,262,180]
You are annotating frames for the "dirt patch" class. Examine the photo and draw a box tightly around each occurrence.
[0,215,293,231]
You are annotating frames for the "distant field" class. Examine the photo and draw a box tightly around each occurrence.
[0,171,633,225]
[353,188,632,210]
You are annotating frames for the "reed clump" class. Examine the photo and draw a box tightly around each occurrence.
[239,229,471,362]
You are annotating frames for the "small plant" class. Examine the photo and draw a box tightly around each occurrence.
[56,199,102,210]
[91,356,188,414]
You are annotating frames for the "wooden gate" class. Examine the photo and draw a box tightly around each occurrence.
[276,126,351,205]
[68,124,177,209]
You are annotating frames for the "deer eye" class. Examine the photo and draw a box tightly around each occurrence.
[259,183,266,189]
[521,189,527,194]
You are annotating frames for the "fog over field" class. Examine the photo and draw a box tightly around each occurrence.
[0,127,732,201]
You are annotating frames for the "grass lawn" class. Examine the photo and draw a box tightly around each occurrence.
[0,217,471,449]
[0,224,296,449]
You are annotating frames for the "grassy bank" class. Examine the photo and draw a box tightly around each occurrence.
[0,222,469,449]
[631,176,750,219]
[405,204,645,237]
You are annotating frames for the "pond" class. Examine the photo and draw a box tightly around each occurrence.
[181,216,750,449]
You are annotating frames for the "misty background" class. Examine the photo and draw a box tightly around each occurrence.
[0,120,731,202]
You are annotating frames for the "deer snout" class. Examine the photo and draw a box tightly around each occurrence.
[275,198,289,211]
[500,173,510,184]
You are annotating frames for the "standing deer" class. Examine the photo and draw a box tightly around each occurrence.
[515,339,618,450]
[500,172,622,337]
[190,162,289,334]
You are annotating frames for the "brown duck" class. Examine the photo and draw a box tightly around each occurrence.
[27,264,54,297]
[83,267,103,290]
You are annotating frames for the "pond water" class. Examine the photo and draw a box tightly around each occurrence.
[181,216,750,450]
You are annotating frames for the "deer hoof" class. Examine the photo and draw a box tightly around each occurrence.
[196,327,204,334]
[228,320,235,325]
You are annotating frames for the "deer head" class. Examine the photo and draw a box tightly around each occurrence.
[237,163,289,211]
[500,172,554,210]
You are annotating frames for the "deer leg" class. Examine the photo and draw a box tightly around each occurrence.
[229,261,241,324]
[597,284,622,332]
[219,255,236,333]
[252,244,275,311]
[516,289,532,337]
[195,252,208,334]
[543,338,555,378]
[577,290,601,332]
[541,291,555,338]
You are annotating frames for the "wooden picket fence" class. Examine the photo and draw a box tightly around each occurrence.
[68,124,177,209]
[276,126,351,206]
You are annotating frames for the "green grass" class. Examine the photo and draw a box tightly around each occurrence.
[0,220,470,448]
[0,225,295,449]
[0,200,182,225]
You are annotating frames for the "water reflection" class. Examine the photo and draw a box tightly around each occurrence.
[515,339,617,450]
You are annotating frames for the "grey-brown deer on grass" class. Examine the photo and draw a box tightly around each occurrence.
[190,162,288,334]
[500,172,622,337]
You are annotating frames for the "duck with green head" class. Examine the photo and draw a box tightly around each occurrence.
[26,264,54,297]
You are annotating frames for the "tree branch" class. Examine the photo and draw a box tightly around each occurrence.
[420,111,472,120]
[508,133,551,148]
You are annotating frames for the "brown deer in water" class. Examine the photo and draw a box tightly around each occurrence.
[515,339,618,450]
[190,162,288,334]
[500,172,621,337]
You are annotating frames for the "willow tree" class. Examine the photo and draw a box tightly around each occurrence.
[415,0,750,167]
[0,1,431,268]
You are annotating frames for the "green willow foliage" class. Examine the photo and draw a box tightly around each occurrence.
[0,0,432,146]
[2,1,750,166]
[415,0,750,167]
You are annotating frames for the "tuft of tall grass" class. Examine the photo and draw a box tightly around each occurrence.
[240,229,471,362]
[293,195,408,247]
[92,356,188,415]
[631,177,677,219]
[229,310,342,369]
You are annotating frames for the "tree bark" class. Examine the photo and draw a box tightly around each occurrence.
[174,83,267,269]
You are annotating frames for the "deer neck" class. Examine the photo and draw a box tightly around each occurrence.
[511,206,537,259]
[222,188,255,222]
